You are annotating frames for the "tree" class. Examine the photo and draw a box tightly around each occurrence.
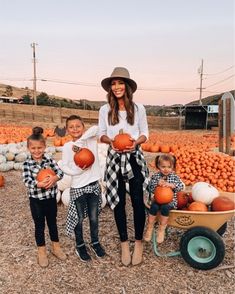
[21,94,32,104]
[5,85,13,97]
[37,92,50,105]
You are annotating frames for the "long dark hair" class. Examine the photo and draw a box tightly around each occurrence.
[27,126,45,147]
[107,81,135,125]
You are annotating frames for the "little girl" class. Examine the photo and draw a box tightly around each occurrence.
[22,127,66,268]
[60,115,105,262]
[144,154,184,243]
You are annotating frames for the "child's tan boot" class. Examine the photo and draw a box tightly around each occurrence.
[132,240,143,266]
[120,241,131,266]
[144,215,156,242]
[37,246,49,268]
[157,216,169,244]
[51,242,67,261]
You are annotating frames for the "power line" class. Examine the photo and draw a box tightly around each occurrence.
[205,74,235,88]
[204,65,234,76]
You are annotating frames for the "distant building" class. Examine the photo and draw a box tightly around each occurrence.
[0,96,22,104]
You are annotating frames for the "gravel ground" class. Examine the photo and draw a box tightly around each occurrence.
[0,170,234,294]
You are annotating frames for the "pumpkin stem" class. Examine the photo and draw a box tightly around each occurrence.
[119,129,124,134]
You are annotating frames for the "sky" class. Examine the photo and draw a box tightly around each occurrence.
[0,0,234,106]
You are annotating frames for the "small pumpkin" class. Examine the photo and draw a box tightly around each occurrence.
[154,186,174,204]
[177,191,189,209]
[74,147,95,169]
[37,168,56,182]
[188,201,208,212]
[192,182,219,205]
[0,175,5,187]
[113,129,133,151]
[211,196,235,211]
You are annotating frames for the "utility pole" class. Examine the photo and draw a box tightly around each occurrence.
[31,42,38,105]
[197,59,205,105]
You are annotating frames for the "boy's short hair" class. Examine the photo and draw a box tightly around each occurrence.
[155,154,176,170]
[66,115,84,127]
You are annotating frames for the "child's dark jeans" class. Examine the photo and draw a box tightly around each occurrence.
[149,201,174,217]
[74,192,99,247]
[30,197,59,246]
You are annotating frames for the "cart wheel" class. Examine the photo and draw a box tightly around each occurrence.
[180,226,225,270]
[217,222,227,236]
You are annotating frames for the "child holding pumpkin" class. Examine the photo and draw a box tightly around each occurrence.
[60,115,106,262]
[144,154,184,243]
[22,127,66,268]
[98,67,149,266]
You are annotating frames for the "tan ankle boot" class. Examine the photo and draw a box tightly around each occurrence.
[121,241,131,266]
[38,246,49,268]
[157,224,167,243]
[144,215,156,242]
[132,241,143,266]
[157,216,169,244]
[51,242,67,261]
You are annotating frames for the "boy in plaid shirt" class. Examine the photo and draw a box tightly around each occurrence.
[22,127,66,267]
[144,154,184,244]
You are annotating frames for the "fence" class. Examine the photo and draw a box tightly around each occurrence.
[0,103,184,129]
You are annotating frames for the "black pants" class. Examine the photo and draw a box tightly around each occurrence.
[114,154,145,242]
[30,197,59,246]
[74,193,99,247]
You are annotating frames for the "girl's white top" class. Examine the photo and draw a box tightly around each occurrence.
[98,103,149,140]
[60,126,102,188]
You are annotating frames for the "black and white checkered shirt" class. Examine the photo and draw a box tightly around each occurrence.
[148,172,184,208]
[104,146,150,210]
[22,154,63,200]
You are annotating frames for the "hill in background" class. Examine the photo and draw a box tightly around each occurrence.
[0,83,234,115]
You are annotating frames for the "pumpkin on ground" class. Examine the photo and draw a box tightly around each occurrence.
[211,196,235,211]
[74,147,95,169]
[113,129,133,151]
[188,201,208,212]
[0,175,4,187]
[154,186,174,204]
[192,182,219,205]
[37,168,56,182]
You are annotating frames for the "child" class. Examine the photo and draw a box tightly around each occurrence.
[144,154,184,243]
[60,115,105,262]
[22,127,66,268]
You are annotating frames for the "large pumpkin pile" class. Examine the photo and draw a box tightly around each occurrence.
[143,131,235,192]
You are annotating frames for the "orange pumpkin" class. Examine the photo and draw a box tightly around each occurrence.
[188,201,208,212]
[211,196,235,211]
[74,147,95,169]
[0,175,5,187]
[113,129,133,151]
[177,191,189,209]
[37,168,56,182]
[154,186,174,204]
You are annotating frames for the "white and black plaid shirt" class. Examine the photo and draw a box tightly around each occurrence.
[104,146,150,210]
[22,154,63,200]
[148,172,184,208]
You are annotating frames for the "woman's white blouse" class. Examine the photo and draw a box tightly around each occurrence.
[98,103,149,140]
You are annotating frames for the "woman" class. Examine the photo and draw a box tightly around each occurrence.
[98,67,149,266]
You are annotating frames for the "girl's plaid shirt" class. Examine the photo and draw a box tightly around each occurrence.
[148,172,185,207]
[22,154,63,200]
